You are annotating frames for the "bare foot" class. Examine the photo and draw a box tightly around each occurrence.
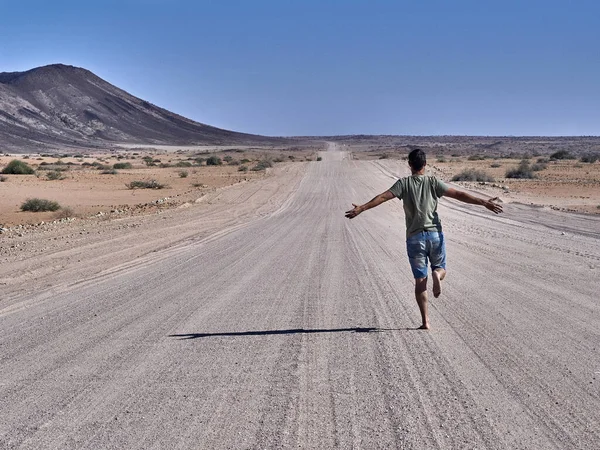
[432,268,446,298]
[418,324,430,330]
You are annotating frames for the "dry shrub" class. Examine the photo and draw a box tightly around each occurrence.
[2,160,35,174]
[506,160,535,179]
[21,198,61,212]
[53,207,76,220]
[126,180,166,189]
[451,169,494,182]
[46,170,65,180]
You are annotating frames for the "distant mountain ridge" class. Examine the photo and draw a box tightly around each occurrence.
[0,64,280,151]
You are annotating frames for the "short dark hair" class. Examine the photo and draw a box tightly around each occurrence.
[408,149,426,171]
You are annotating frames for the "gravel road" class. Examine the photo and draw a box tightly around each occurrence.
[1,145,599,449]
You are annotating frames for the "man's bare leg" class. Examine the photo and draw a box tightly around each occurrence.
[415,277,429,329]
[432,268,446,298]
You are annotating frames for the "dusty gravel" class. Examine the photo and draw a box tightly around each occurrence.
[1,144,599,449]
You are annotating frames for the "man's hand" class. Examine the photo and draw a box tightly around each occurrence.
[345,191,394,219]
[444,188,503,214]
[484,197,503,214]
[345,203,363,219]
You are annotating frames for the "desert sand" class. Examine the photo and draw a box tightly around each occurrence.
[1,143,599,448]
[0,146,317,227]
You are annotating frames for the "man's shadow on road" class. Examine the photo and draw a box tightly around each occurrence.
[169,327,418,340]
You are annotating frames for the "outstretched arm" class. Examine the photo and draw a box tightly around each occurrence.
[345,190,395,219]
[444,188,503,214]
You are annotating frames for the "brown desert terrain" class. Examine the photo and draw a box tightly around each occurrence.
[0,145,318,227]
[349,140,600,215]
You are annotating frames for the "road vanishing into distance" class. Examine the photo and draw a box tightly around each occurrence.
[1,144,599,449]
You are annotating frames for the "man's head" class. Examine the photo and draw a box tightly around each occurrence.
[408,149,426,173]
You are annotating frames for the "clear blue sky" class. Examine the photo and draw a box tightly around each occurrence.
[1,0,599,136]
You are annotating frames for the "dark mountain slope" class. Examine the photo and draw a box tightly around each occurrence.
[0,64,281,151]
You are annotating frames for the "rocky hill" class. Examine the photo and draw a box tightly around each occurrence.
[0,64,281,152]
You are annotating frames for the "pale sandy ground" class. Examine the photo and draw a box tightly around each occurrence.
[1,144,599,449]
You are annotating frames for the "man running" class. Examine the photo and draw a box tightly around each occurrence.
[345,149,503,330]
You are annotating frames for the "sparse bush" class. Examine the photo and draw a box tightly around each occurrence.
[223,156,233,163]
[37,164,68,171]
[530,163,547,172]
[317,156,323,161]
[506,160,535,179]
[206,156,222,166]
[228,159,240,165]
[102,169,118,175]
[159,163,172,168]
[288,155,295,160]
[536,157,550,164]
[437,156,447,163]
[550,150,574,160]
[53,207,75,220]
[580,153,599,163]
[179,170,189,178]
[46,170,65,180]
[143,156,155,166]
[467,155,486,161]
[113,162,132,169]
[490,163,501,168]
[2,160,35,175]
[96,165,112,171]
[126,180,166,189]
[194,157,206,165]
[175,161,192,167]
[451,169,494,182]
[240,158,250,164]
[379,154,389,159]
[251,159,273,171]
[238,165,249,172]
[21,198,60,212]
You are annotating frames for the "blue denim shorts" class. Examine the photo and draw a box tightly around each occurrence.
[406,231,446,279]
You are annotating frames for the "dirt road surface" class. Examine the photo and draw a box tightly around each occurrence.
[1,144,599,449]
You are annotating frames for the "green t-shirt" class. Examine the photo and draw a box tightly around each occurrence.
[389,175,449,237]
